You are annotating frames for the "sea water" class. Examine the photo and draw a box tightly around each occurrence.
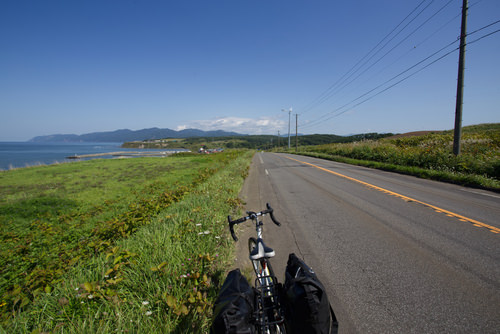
[0,142,181,171]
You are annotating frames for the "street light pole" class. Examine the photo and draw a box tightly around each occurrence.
[295,113,298,152]
[282,108,292,149]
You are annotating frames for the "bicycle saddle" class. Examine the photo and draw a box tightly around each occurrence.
[250,238,275,260]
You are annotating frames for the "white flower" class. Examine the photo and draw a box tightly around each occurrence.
[88,294,94,299]
[196,223,202,226]
[145,311,153,316]
[142,301,149,306]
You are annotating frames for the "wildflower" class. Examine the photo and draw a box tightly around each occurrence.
[88,294,94,299]
[196,223,202,227]
[204,231,210,234]
[142,301,149,306]
[145,311,153,316]
[180,274,187,278]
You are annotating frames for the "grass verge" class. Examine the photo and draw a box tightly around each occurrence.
[295,151,500,191]
[292,124,500,191]
[1,150,254,333]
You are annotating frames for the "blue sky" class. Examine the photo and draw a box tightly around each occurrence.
[1,0,499,141]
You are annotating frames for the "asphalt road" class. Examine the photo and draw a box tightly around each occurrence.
[235,152,500,334]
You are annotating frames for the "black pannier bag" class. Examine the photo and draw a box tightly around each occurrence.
[211,268,256,334]
[283,253,338,334]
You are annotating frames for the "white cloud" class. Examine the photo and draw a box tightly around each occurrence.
[176,116,286,135]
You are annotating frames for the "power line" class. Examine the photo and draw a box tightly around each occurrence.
[468,27,500,45]
[304,45,460,128]
[298,0,431,114]
[301,36,460,129]
[295,0,499,133]
[338,10,462,105]
[299,0,461,117]
[321,0,445,102]
[301,26,500,131]
[467,19,500,36]
[331,0,455,96]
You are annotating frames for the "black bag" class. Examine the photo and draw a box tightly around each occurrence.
[211,269,256,334]
[283,253,338,334]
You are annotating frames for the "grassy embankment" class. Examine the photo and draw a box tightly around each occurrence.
[0,150,253,333]
[294,123,500,190]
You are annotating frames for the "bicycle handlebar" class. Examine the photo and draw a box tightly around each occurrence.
[227,203,281,241]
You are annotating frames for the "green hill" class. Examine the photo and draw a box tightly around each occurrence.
[123,133,395,151]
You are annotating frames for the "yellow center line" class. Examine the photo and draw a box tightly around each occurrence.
[284,155,500,234]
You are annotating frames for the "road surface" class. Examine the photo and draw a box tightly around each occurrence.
[235,152,500,334]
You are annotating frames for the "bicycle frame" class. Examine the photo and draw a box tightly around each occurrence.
[228,203,286,334]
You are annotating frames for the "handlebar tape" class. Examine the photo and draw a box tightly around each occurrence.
[228,204,282,241]
[266,203,281,226]
[227,215,239,241]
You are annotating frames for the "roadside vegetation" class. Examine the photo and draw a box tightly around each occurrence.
[294,123,500,190]
[122,133,394,151]
[0,150,253,333]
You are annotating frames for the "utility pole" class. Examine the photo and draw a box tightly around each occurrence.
[295,114,299,152]
[282,108,292,149]
[277,130,280,149]
[453,0,468,156]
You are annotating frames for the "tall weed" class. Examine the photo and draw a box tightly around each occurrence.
[302,124,500,189]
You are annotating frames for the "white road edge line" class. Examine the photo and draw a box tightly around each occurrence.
[265,169,269,176]
[460,188,500,199]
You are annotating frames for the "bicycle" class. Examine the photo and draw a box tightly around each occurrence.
[228,203,287,334]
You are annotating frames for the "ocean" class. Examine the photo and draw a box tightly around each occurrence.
[0,142,184,171]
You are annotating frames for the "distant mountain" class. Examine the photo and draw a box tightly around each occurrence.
[29,128,243,143]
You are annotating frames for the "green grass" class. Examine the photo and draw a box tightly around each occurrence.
[294,123,500,190]
[0,151,254,333]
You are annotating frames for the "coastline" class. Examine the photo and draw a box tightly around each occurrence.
[0,142,190,171]
[66,150,189,159]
